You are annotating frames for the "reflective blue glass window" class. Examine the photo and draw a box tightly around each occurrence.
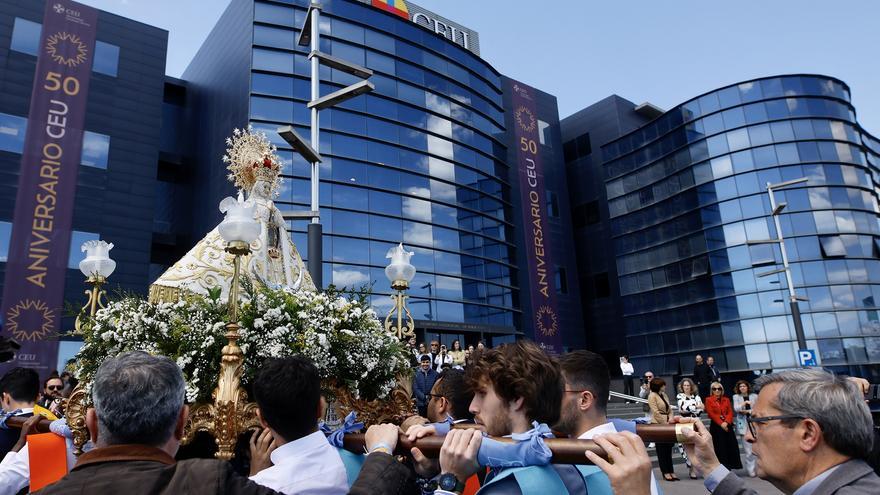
[253,49,294,73]
[68,231,99,269]
[738,81,763,103]
[252,73,295,97]
[404,221,433,247]
[81,131,110,169]
[368,189,401,216]
[250,96,293,123]
[330,18,365,44]
[332,264,370,287]
[254,25,295,50]
[369,215,402,242]
[365,29,395,54]
[332,236,369,264]
[0,221,11,262]
[254,2,296,26]
[10,18,40,55]
[332,210,369,237]
[0,113,27,154]
[93,41,120,77]
[332,184,368,210]
[817,338,846,365]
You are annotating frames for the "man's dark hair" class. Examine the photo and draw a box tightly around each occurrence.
[253,355,320,442]
[0,367,39,403]
[559,350,610,413]
[466,340,562,425]
[435,369,474,421]
[420,354,431,362]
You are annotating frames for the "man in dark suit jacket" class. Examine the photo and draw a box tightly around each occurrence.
[0,367,39,457]
[681,368,880,495]
[412,354,439,417]
[693,354,712,399]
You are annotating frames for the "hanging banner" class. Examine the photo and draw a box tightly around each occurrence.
[507,80,562,352]
[0,0,98,375]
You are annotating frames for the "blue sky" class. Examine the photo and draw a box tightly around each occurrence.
[79,0,880,135]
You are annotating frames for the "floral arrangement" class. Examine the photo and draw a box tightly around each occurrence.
[75,283,410,404]
[222,125,282,195]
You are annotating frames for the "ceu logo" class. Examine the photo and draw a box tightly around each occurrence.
[53,3,65,14]
[535,305,558,337]
[45,32,88,67]
[371,0,409,19]
[5,299,56,342]
[515,106,536,133]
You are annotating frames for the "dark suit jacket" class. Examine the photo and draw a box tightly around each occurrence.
[713,459,880,495]
[694,363,712,385]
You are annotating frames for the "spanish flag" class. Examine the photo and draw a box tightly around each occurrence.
[371,0,409,19]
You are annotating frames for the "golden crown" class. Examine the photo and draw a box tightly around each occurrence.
[222,126,282,194]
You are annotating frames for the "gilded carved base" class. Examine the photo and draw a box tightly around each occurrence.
[325,374,415,427]
[65,384,91,455]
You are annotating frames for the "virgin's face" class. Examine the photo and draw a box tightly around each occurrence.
[252,179,273,200]
[738,383,749,394]
[682,381,692,394]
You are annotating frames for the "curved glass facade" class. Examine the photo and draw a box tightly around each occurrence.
[602,75,880,376]
[247,0,516,332]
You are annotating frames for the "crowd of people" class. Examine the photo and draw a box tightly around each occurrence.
[0,340,877,495]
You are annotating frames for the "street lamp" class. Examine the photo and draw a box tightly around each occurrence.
[187,194,262,460]
[279,2,375,290]
[749,178,809,352]
[74,240,116,331]
[384,243,416,340]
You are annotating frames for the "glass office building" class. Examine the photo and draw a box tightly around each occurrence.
[182,0,519,345]
[600,75,880,377]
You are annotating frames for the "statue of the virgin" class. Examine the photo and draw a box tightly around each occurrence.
[149,127,314,303]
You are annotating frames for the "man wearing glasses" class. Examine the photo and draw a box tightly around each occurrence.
[681,368,879,494]
[38,376,65,415]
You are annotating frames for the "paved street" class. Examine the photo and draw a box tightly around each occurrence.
[654,465,783,495]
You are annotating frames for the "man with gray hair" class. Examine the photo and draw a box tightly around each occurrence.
[681,368,880,495]
[37,351,415,494]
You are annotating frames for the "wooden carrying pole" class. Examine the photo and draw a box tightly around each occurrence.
[345,424,687,464]
[4,417,690,464]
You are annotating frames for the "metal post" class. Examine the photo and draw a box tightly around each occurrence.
[308,3,323,289]
[767,184,807,351]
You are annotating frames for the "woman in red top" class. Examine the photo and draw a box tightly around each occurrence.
[704,381,743,470]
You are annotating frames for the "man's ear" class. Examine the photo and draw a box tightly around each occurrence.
[173,405,189,441]
[579,390,595,412]
[86,407,99,444]
[799,418,823,453]
[256,408,269,429]
[510,396,525,413]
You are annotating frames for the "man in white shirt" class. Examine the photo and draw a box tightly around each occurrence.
[557,350,662,495]
[249,356,348,494]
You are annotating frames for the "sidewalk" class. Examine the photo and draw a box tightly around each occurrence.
[654,464,783,495]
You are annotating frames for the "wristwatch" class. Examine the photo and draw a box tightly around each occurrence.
[438,473,465,493]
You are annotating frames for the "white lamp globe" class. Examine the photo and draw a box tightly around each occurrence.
[385,243,416,285]
[218,193,261,245]
[79,240,116,279]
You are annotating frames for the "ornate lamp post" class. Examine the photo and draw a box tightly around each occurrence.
[185,194,262,460]
[384,243,416,340]
[74,240,116,332]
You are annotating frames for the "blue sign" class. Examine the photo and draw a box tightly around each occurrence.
[798,349,818,367]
